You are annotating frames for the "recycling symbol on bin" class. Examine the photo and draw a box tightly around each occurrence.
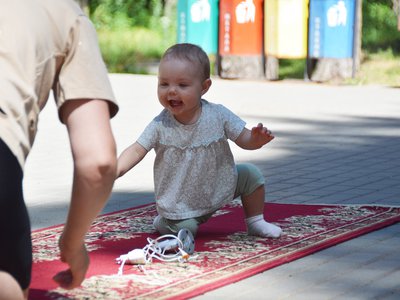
[327,0,347,27]
[190,0,211,23]
[235,0,256,24]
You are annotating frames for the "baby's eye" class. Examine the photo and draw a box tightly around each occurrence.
[159,82,168,87]
[179,83,189,88]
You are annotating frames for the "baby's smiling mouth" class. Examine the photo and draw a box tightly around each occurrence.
[169,100,183,107]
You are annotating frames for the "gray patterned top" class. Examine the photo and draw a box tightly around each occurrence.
[137,99,246,219]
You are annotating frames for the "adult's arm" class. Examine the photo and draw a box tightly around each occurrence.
[53,99,117,289]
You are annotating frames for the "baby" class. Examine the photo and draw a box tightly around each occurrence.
[117,43,282,239]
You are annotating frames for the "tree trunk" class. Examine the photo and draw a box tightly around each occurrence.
[398,15,400,31]
[163,0,177,18]
[395,0,400,30]
[74,0,89,14]
[219,55,265,79]
[265,56,279,81]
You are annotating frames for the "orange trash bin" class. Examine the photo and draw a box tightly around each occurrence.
[218,0,265,78]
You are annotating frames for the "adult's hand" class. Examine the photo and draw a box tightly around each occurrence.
[53,240,89,289]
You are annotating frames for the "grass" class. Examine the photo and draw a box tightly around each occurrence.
[344,49,400,86]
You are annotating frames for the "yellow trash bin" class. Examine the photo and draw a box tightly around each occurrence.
[265,0,309,59]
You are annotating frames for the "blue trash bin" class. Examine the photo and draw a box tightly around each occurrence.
[308,0,356,59]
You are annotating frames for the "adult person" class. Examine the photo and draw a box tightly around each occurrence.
[0,0,119,298]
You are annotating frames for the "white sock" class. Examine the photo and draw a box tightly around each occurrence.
[245,214,282,238]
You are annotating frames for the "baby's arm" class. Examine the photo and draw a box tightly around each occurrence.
[234,123,274,150]
[116,142,148,178]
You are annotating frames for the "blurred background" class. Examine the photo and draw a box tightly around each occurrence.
[74,0,400,85]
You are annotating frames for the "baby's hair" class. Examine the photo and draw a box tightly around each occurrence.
[161,43,210,81]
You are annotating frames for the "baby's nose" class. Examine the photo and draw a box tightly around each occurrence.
[168,86,177,95]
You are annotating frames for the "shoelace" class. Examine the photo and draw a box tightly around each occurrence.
[116,234,192,276]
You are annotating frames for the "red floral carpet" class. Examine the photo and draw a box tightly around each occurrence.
[29,201,400,300]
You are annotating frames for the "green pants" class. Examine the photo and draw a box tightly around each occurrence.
[153,163,265,236]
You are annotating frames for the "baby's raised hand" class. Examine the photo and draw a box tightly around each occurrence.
[251,123,274,147]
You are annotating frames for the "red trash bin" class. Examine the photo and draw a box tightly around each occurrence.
[218,0,265,79]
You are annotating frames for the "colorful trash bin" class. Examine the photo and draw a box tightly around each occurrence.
[177,0,219,55]
[264,0,309,59]
[218,0,264,78]
[308,0,356,58]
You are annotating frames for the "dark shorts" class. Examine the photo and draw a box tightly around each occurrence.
[0,139,32,289]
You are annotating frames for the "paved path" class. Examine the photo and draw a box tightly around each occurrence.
[25,74,400,299]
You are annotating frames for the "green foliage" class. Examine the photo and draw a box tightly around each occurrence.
[89,0,164,29]
[362,0,400,52]
[279,59,306,80]
[98,27,167,73]
[90,0,176,73]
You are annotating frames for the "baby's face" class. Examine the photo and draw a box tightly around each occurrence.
[157,57,210,125]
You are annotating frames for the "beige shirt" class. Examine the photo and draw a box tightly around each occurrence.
[0,0,118,168]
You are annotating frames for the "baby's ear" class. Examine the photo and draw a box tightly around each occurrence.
[201,78,212,95]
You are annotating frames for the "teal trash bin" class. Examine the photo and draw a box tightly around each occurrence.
[177,0,219,55]
[308,0,356,58]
